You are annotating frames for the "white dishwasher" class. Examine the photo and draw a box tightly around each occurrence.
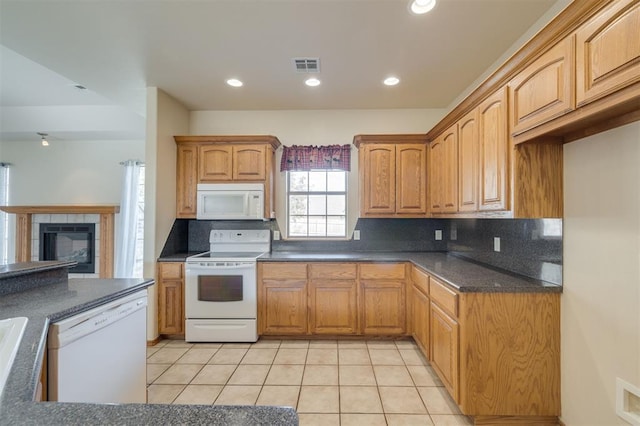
[48,290,147,403]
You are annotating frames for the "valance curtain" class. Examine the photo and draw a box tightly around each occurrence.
[280,145,351,172]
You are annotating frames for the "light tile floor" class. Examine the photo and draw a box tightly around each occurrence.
[147,339,473,426]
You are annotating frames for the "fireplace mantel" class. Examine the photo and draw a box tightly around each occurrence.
[0,205,120,278]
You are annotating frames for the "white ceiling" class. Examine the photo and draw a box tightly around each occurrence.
[0,0,558,141]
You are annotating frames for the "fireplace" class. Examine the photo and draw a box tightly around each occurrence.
[39,223,96,273]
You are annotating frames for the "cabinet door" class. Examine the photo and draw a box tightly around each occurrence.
[360,144,396,215]
[309,280,358,334]
[361,280,406,335]
[457,110,479,212]
[198,145,233,181]
[429,137,444,213]
[233,145,267,181]
[176,144,198,218]
[478,88,509,211]
[509,36,575,135]
[412,285,430,358]
[157,263,184,335]
[396,144,427,215]
[576,0,640,106]
[430,302,459,402]
[442,126,459,213]
[261,280,308,335]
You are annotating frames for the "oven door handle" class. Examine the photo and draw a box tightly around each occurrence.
[187,263,254,271]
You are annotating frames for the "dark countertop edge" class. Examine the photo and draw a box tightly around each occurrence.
[0,261,76,280]
[257,251,562,294]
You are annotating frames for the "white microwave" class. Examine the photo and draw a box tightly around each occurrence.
[196,183,265,220]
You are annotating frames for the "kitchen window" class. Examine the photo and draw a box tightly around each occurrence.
[287,170,347,238]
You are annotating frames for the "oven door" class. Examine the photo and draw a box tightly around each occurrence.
[185,261,257,319]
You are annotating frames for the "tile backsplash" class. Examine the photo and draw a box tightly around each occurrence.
[161,217,562,285]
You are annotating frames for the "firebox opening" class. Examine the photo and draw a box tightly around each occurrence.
[39,223,96,273]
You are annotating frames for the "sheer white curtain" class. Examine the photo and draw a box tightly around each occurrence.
[115,160,142,278]
[0,163,10,265]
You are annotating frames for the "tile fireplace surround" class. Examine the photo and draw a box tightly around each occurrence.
[0,205,119,278]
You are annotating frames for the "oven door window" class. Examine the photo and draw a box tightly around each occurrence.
[198,275,243,302]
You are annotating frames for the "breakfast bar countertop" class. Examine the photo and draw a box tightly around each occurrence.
[0,262,298,426]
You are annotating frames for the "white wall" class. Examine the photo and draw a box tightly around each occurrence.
[190,108,445,236]
[562,122,640,425]
[0,138,144,263]
[0,139,144,205]
[144,87,189,340]
[446,0,571,112]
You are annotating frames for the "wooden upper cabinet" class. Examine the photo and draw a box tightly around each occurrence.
[429,135,444,213]
[576,0,640,106]
[233,145,267,180]
[396,144,427,214]
[478,88,509,212]
[176,144,198,218]
[360,144,396,215]
[174,135,280,219]
[198,145,233,181]
[457,110,479,213]
[355,135,428,218]
[509,36,575,135]
[441,126,459,213]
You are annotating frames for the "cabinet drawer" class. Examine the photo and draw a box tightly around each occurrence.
[310,263,357,280]
[261,262,307,279]
[411,266,429,295]
[360,263,406,280]
[429,278,458,318]
[159,262,183,279]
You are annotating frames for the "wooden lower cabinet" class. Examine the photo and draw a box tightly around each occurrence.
[412,285,430,356]
[360,263,407,335]
[258,261,406,336]
[157,262,185,336]
[259,263,308,334]
[425,276,560,423]
[430,302,460,402]
[309,263,358,334]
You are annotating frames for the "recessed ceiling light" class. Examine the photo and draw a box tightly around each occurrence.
[384,77,400,86]
[409,0,436,15]
[305,78,321,87]
[226,78,243,87]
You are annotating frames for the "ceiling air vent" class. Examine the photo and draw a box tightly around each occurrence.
[293,58,320,73]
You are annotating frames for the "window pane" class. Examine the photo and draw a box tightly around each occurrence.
[289,195,308,215]
[287,169,347,239]
[308,216,327,236]
[289,172,308,191]
[327,216,346,236]
[327,172,346,191]
[309,171,326,191]
[308,195,326,215]
[327,195,345,215]
[289,216,308,236]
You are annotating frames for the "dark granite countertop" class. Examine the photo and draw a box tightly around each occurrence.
[259,251,562,293]
[0,263,298,425]
[0,260,76,279]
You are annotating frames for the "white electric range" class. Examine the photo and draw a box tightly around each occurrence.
[185,229,270,342]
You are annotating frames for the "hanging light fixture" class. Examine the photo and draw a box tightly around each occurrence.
[37,132,49,146]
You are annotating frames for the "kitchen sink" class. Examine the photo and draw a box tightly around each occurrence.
[0,317,28,396]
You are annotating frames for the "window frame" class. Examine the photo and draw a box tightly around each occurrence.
[286,170,348,240]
